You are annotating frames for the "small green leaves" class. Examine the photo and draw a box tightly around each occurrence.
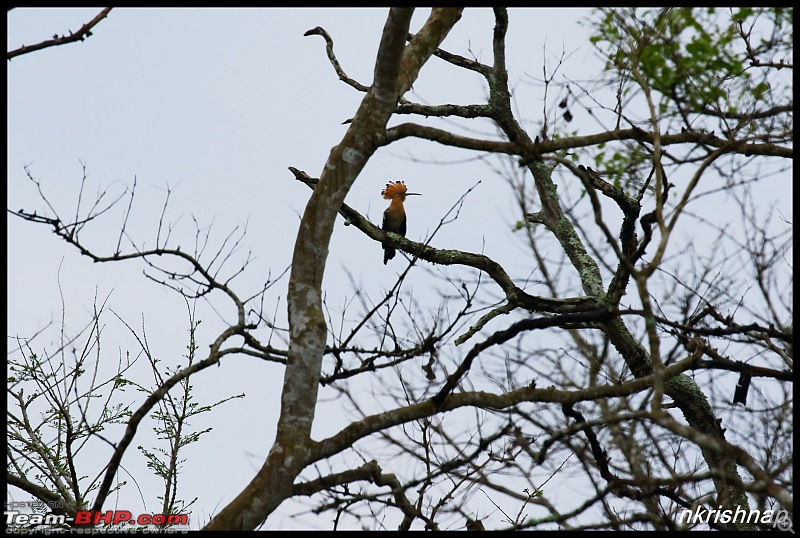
[753,81,770,101]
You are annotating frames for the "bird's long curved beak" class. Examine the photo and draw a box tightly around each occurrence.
[406,192,422,196]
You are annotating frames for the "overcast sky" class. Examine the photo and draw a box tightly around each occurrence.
[7,8,789,530]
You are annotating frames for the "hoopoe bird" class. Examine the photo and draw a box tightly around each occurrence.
[381,181,421,264]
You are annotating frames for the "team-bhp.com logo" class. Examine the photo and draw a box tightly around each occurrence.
[6,510,188,527]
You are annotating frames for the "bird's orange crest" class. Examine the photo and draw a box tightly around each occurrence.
[381,181,408,199]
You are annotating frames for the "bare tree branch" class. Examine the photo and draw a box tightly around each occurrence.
[8,8,112,60]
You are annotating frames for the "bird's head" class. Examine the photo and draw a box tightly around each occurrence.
[381,181,421,201]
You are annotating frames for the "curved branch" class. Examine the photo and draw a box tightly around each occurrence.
[9,208,248,328]
[7,473,72,517]
[383,123,793,165]
[311,355,697,465]
[289,166,600,317]
[384,122,518,152]
[407,31,491,76]
[434,307,615,405]
[698,104,793,121]
[454,303,515,345]
[294,460,434,530]
[304,26,370,93]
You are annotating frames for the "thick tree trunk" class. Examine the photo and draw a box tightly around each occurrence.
[203,8,463,530]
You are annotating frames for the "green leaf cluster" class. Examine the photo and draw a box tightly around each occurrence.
[590,8,792,116]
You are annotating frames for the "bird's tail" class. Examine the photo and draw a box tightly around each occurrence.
[383,244,395,264]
